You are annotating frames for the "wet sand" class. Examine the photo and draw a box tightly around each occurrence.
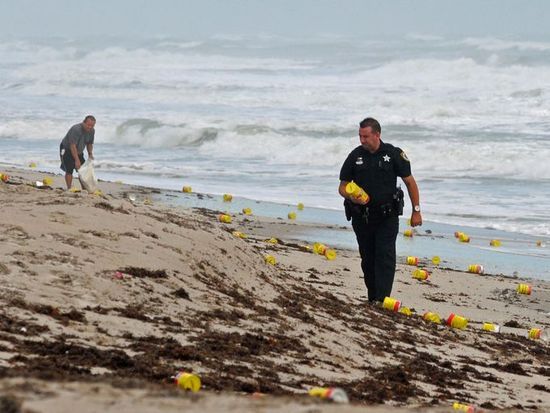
[0,166,549,412]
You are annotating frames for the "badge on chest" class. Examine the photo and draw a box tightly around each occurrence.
[355,156,363,165]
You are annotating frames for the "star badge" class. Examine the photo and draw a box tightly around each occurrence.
[383,155,391,162]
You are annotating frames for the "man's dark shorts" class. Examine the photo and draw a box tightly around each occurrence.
[60,144,85,174]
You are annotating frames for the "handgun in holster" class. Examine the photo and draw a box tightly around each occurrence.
[393,187,405,216]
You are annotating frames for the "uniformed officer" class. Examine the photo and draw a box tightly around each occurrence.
[339,117,422,303]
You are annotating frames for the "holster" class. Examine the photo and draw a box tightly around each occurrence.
[344,199,366,222]
[393,187,405,216]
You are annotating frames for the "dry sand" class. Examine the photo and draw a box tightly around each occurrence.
[0,166,549,412]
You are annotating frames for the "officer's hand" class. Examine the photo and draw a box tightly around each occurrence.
[410,211,422,227]
[350,197,368,206]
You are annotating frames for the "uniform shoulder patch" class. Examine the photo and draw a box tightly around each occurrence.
[400,151,410,162]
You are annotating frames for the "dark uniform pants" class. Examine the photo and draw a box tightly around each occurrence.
[351,215,399,302]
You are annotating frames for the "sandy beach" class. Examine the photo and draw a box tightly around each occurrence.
[0,166,549,413]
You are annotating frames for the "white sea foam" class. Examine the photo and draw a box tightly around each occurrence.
[2,35,550,237]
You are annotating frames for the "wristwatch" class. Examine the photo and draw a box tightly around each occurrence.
[413,205,421,212]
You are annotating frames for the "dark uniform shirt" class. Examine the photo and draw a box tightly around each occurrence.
[339,141,411,207]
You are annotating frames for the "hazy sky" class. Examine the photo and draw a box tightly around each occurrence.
[0,0,548,39]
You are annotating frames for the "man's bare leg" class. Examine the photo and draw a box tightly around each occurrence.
[65,173,73,189]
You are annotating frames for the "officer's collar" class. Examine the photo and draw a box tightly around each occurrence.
[363,140,386,155]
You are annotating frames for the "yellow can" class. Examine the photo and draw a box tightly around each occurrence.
[345,181,369,203]
[399,306,412,316]
[175,372,201,392]
[528,328,541,340]
[423,311,441,324]
[265,237,278,244]
[242,207,252,215]
[403,229,413,237]
[232,231,247,239]
[406,256,419,265]
[42,177,53,186]
[264,255,276,265]
[482,323,500,333]
[467,264,484,274]
[218,214,232,223]
[297,202,304,210]
[324,249,337,261]
[223,193,233,202]
[516,283,532,295]
[288,211,297,220]
[490,239,501,247]
[382,296,401,312]
[313,242,327,255]
[431,256,441,265]
[412,269,429,280]
[182,186,192,193]
[447,313,468,329]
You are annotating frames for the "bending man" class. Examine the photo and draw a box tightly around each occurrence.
[59,115,95,189]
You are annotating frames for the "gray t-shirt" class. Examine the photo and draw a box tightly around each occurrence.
[61,123,95,154]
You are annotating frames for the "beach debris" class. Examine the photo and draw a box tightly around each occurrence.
[536,240,544,247]
[174,372,201,392]
[288,211,297,220]
[34,181,44,188]
[447,313,468,330]
[308,387,349,404]
[313,242,337,260]
[28,162,37,168]
[458,233,470,243]
[299,244,313,253]
[423,311,441,324]
[406,256,419,265]
[113,271,124,280]
[218,214,232,224]
[399,306,412,316]
[232,231,248,239]
[432,256,441,265]
[345,181,369,204]
[182,186,192,193]
[223,193,233,202]
[382,296,401,312]
[297,202,304,210]
[403,229,413,237]
[482,322,500,333]
[324,249,337,260]
[453,401,476,412]
[489,239,501,247]
[93,189,103,197]
[144,198,152,205]
[0,173,10,183]
[467,264,484,274]
[516,283,532,295]
[264,255,276,265]
[412,269,429,281]
[128,194,136,202]
[69,187,81,193]
[42,177,53,187]
[242,207,252,215]
[265,237,278,244]
[454,231,465,239]
[528,328,547,341]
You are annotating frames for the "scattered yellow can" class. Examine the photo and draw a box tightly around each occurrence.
[423,311,441,324]
[382,296,401,312]
[42,177,53,186]
[218,214,232,223]
[482,323,500,333]
[242,207,252,215]
[223,193,233,202]
[399,306,412,316]
[432,256,441,265]
[528,328,541,340]
[297,202,304,210]
[265,237,278,244]
[412,269,429,280]
[467,264,484,274]
[182,186,192,193]
[406,256,419,265]
[453,402,476,413]
[324,249,337,261]
[490,239,501,247]
[447,313,468,330]
[264,255,276,265]
[403,229,413,237]
[288,211,297,220]
[516,283,532,295]
[174,372,201,392]
[458,233,470,243]
[232,231,247,239]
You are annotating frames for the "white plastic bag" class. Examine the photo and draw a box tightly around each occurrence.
[77,159,98,193]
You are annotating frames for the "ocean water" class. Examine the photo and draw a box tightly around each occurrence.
[1,34,550,241]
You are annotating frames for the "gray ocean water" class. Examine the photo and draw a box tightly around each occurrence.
[1,34,549,278]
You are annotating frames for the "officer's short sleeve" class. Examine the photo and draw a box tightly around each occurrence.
[393,147,412,178]
[339,153,355,182]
